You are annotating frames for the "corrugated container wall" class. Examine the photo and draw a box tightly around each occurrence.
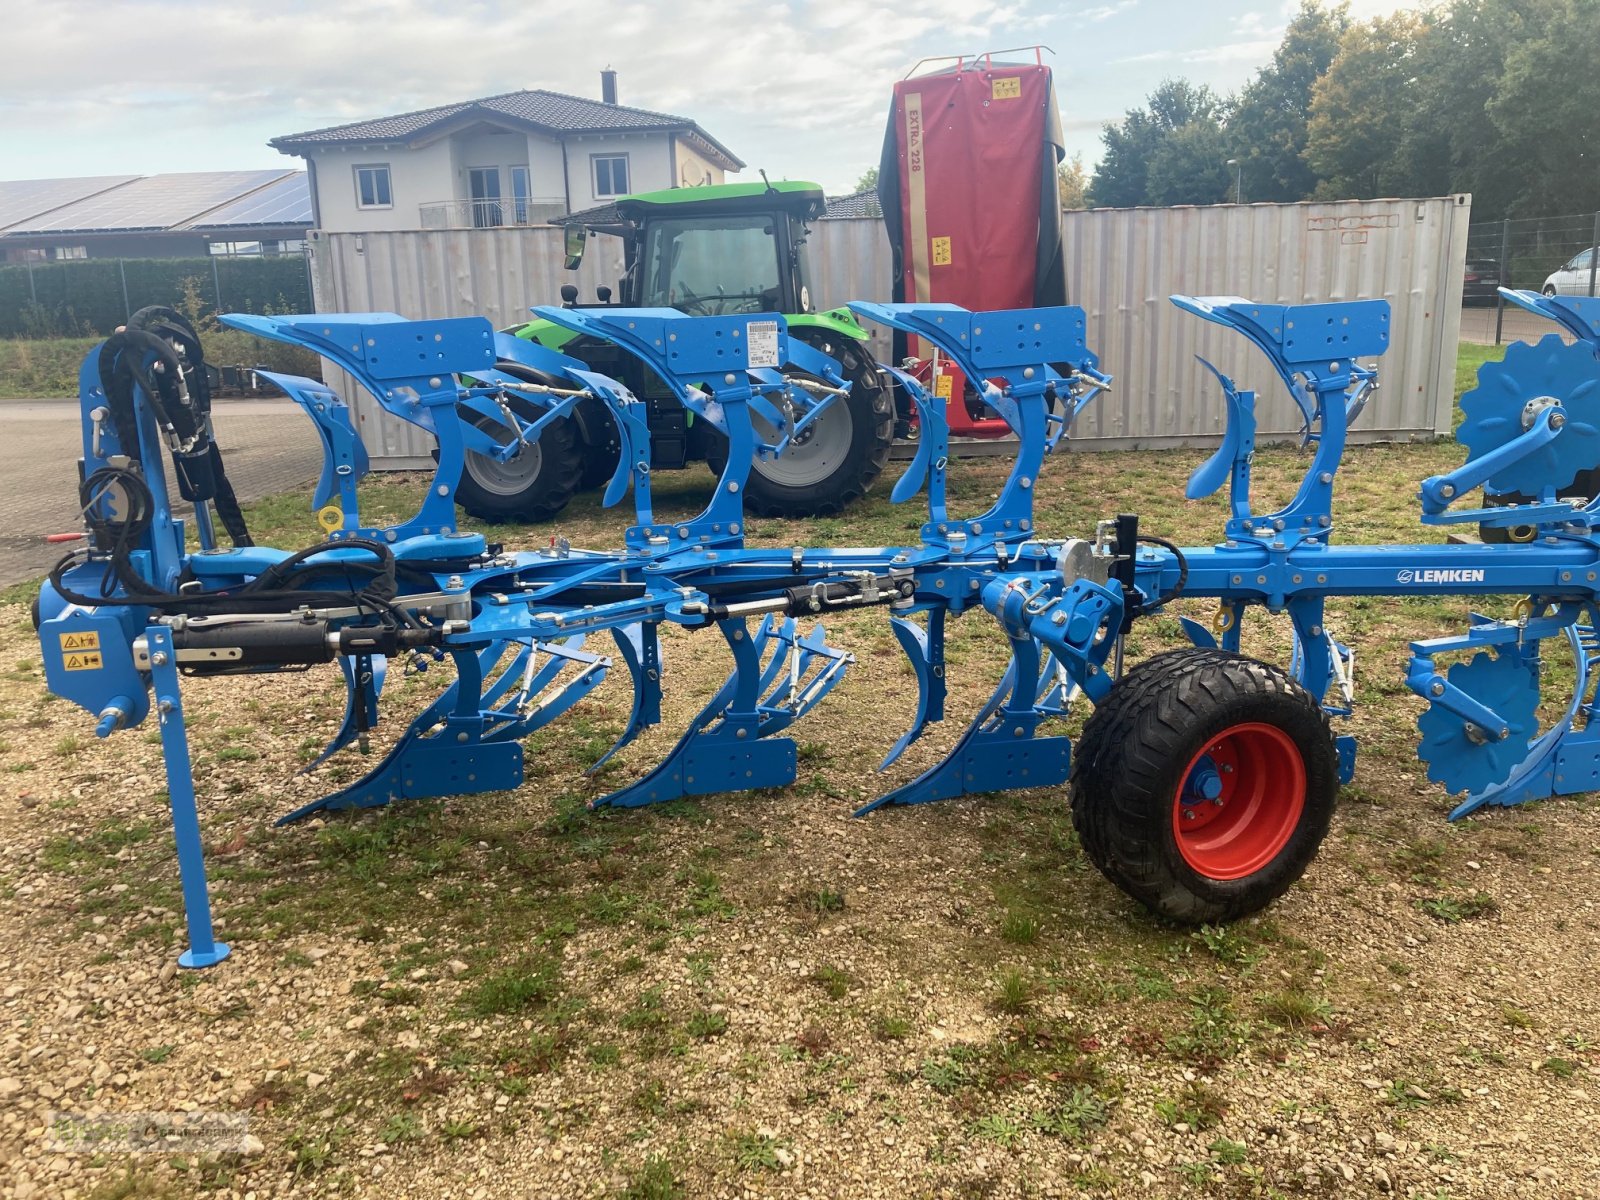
[1061,196,1468,447]
[308,196,1467,467]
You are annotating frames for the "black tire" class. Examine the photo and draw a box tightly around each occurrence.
[705,329,894,518]
[455,361,584,523]
[1071,649,1338,925]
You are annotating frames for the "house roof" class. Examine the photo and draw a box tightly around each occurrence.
[0,170,311,236]
[180,172,313,232]
[0,175,143,231]
[270,89,743,170]
[823,190,883,219]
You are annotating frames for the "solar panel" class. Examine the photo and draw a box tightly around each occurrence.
[0,176,141,231]
[7,170,296,234]
[183,172,312,229]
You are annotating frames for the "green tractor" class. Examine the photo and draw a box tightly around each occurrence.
[454,180,894,523]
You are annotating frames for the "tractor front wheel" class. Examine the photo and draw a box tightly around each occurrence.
[1070,649,1338,924]
[707,329,894,518]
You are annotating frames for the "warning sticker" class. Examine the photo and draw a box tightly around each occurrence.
[933,373,954,400]
[991,77,1022,100]
[59,631,100,653]
[63,651,103,672]
[931,237,952,267]
[746,320,780,368]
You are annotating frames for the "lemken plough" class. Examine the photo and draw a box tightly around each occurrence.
[34,288,1600,966]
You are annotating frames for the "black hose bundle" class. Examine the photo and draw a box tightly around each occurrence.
[96,306,252,548]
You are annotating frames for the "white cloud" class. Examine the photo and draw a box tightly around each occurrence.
[0,0,1049,190]
[1112,38,1279,67]
[1079,0,1137,21]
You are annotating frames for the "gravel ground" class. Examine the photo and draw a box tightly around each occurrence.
[3,447,1600,1200]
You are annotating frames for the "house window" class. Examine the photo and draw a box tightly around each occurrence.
[510,165,530,224]
[592,155,630,198]
[354,164,392,209]
[50,245,87,260]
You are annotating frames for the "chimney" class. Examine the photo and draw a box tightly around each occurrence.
[600,68,618,105]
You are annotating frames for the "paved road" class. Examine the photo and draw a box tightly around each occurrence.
[0,398,322,588]
[1459,302,1573,346]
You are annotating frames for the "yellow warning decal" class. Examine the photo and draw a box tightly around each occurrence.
[64,651,104,672]
[59,631,100,653]
[933,373,954,400]
[991,77,1022,100]
[931,236,952,266]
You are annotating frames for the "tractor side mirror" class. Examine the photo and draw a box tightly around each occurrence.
[563,225,587,271]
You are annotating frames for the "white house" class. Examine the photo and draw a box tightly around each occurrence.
[270,72,742,233]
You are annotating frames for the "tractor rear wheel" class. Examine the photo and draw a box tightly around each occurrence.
[707,329,893,518]
[1070,649,1338,924]
[455,361,584,524]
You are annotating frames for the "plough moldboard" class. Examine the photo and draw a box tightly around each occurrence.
[34,289,1600,967]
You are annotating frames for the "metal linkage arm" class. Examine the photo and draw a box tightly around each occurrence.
[849,302,1107,551]
[1417,404,1569,516]
[1170,295,1388,546]
[532,305,794,553]
[223,311,503,542]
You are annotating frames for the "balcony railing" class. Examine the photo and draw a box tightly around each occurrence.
[418,198,568,229]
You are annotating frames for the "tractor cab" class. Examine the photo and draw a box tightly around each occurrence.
[558,180,825,316]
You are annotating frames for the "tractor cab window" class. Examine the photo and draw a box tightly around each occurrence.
[641,215,782,316]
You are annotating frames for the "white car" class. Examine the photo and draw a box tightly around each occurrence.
[1542,247,1597,296]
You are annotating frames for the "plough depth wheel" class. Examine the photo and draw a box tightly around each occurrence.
[1070,649,1338,924]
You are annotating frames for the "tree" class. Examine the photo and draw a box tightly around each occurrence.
[1305,12,1434,198]
[1401,0,1558,218]
[1228,1,1350,202]
[1090,80,1226,207]
[854,167,879,193]
[1147,123,1235,206]
[1058,153,1089,210]
[1485,0,1600,216]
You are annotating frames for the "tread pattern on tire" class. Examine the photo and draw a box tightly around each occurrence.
[1070,649,1338,925]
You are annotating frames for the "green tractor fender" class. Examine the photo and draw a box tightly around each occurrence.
[786,307,872,343]
[509,317,580,352]
[515,308,869,348]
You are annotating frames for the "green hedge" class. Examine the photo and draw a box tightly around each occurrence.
[0,256,312,338]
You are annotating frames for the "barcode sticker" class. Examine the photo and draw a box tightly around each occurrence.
[747,320,780,368]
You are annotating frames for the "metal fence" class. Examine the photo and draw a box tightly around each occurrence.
[1460,211,1600,345]
[310,196,1466,467]
[2,252,316,338]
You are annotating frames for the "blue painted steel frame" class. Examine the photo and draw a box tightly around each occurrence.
[36,285,1600,968]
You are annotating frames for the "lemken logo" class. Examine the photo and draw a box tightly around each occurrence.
[1396,567,1485,585]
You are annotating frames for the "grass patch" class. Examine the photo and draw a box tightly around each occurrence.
[729,1129,789,1173]
[992,968,1034,1015]
[464,956,560,1016]
[1418,892,1497,923]
[621,1156,684,1200]
[1155,1081,1229,1130]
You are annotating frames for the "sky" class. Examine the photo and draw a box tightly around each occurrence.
[0,0,1416,194]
